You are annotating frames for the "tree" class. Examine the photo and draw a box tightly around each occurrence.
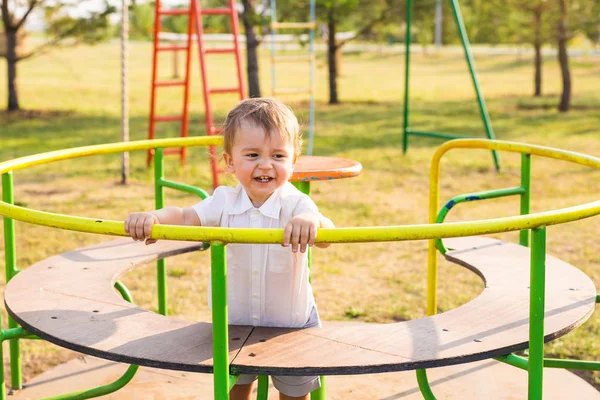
[1,0,114,111]
[240,0,265,98]
[556,0,571,112]
[316,0,395,104]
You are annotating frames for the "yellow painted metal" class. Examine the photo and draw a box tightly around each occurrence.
[1,139,600,245]
[425,138,600,316]
[0,137,223,174]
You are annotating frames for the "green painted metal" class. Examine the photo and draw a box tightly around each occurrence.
[596,294,599,303]
[495,354,529,371]
[211,243,230,400]
[310,376,326,400]
[528,227,546,400]
[405,130,465,140]
[415,369,438,400]
[157,178,209,199]
[434,186,526,254]
[402,1,499,170]
[154,149,168,316]
[498,353,600,372]
[292,181,311,196]
[402,0,413,154]
[520,154,531,246]
[449,0,499,170]
[257,375,269,400]
[228,374,240,391]
[2,172,22,391]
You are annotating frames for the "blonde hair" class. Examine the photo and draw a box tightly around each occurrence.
[221,98,302,159]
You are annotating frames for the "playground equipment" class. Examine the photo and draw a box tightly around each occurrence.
[269,0,317,156]
[0,138,599,400]
[147,0,245,188]
[403,0,499,169]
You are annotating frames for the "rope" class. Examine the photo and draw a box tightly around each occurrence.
[121,0,130,184]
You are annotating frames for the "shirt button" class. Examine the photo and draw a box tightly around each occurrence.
[252,270,258,275]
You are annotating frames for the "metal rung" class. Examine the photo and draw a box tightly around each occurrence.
[159,9,189,15]
[273,88,312,95]
[164,148,184,155]
[154,115,184,122]
[209,126,223,134]
[204,48,236,54]
[155,80,187,87]
[271,22,316,30]
[272,55,314,63]
[157,45,188,52]
[201,8,232,15]
[209,87,240,94]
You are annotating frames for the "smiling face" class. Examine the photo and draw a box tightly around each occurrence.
[223,119,296,208]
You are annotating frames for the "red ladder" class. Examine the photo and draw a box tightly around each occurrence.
[148,0,246,189]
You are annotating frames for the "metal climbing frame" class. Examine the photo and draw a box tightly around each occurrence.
[269,0,317,155]
[148,0,246,188]
[402,0,500,170]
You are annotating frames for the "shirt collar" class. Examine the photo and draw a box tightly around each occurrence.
[228,184,282,219]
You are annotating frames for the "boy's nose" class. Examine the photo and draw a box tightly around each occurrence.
[258,158,273,169]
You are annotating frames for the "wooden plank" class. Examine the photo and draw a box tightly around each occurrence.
[4,237,596,376]
[5,239,253,372]
[231,238,596,374]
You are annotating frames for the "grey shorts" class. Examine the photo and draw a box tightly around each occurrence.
[235,307,322,397]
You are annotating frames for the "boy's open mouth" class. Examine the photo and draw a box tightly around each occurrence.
[255,176,274,183]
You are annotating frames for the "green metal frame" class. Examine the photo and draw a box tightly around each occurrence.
[2,138,600,400]
[403,0,500,170]
[422,147,599,400]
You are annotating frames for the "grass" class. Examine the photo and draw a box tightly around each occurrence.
[1,42,600,391]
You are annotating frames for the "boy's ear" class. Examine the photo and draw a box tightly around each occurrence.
[223,152,235,172]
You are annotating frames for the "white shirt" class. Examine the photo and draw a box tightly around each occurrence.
[193,182,319,328]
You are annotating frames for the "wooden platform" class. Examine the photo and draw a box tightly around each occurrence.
[11,354,600,399]
[4,236,596,376]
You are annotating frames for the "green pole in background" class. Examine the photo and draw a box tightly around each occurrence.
[2,172,22,390]
[449,0,499,170]
[211,242,230,400]
[520,154,531,246]
[154,149,168,316]
[528,227,546,400]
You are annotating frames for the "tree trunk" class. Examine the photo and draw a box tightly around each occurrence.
[241,0,260,98]
[557,0,571,112]
[533,8,542,97]
[5,29,20,111]
[327,9,339,105]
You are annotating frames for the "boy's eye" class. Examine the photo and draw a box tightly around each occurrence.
[273,154,286,159]
[245,153,258,158]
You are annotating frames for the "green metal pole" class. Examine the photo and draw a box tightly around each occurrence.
[528,227,546,400]
[415,369,438,400]
[257,375,269,400]
[2,172,22,391]
[310,376,326,400]
[520,154,531,247]
[153,149,168,316]
[402,0,413,154]
[449,0,500,171]
[211,243,230,400]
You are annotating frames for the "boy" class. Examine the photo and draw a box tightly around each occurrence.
[124,98,334,400]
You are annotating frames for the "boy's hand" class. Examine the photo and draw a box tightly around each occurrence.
[283,213,321,253]
[124,212,160,245]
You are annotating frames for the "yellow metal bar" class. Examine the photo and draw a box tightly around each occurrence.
[2,199,600,244]
[425,138,600,316]
[271,22,316,30]
[1,138,600,245]
[0,136,223,174]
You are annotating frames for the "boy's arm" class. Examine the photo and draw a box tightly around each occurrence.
[125,206,200,244]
